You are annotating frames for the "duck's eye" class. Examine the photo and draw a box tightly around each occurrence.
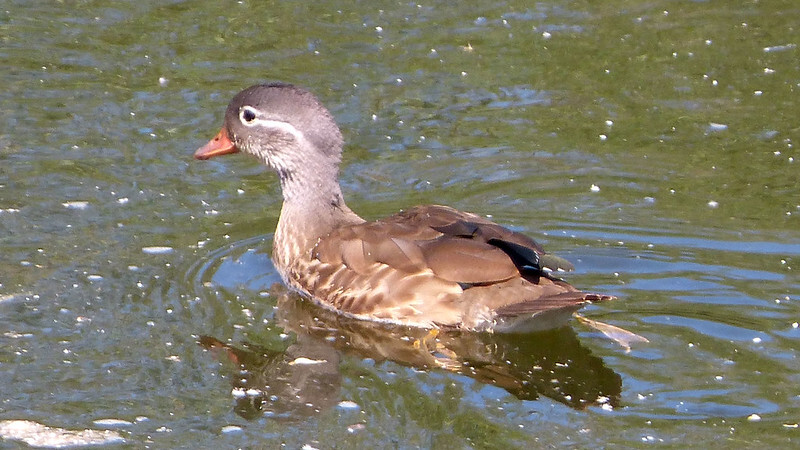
[240,107,257,124]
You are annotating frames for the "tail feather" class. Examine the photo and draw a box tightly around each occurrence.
[495,291,614,318]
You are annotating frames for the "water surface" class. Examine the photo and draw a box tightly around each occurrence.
[1,1,799,447]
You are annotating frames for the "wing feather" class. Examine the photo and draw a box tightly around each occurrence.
[419,237,518,283]
[305,204,604,331]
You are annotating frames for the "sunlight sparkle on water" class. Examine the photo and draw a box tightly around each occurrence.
[93,419,133,428]
[142,246,174,255]
[0,420,124,447]
[62,201,89,210]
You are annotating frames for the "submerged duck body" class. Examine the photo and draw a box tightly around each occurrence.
[195,83,614,333]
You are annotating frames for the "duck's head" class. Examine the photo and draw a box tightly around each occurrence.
[194,83,344,178]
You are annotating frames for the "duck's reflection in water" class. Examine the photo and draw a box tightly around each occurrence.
[200,285,621,420]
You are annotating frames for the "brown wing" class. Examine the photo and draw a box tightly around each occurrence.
[309,205,609,330]
[315,205,529,284]
[386,205,574,272]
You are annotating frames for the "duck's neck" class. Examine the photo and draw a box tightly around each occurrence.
[271,167,363,277]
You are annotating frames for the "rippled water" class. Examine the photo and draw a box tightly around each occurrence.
[2,1,799,447]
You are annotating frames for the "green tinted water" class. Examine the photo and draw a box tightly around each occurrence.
[1,1,799,447]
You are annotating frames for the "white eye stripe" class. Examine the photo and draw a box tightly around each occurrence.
[239,106,305,141]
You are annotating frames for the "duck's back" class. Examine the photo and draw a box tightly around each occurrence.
[286,205,611,332]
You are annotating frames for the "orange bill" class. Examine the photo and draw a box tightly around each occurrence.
[194,128,238,160]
